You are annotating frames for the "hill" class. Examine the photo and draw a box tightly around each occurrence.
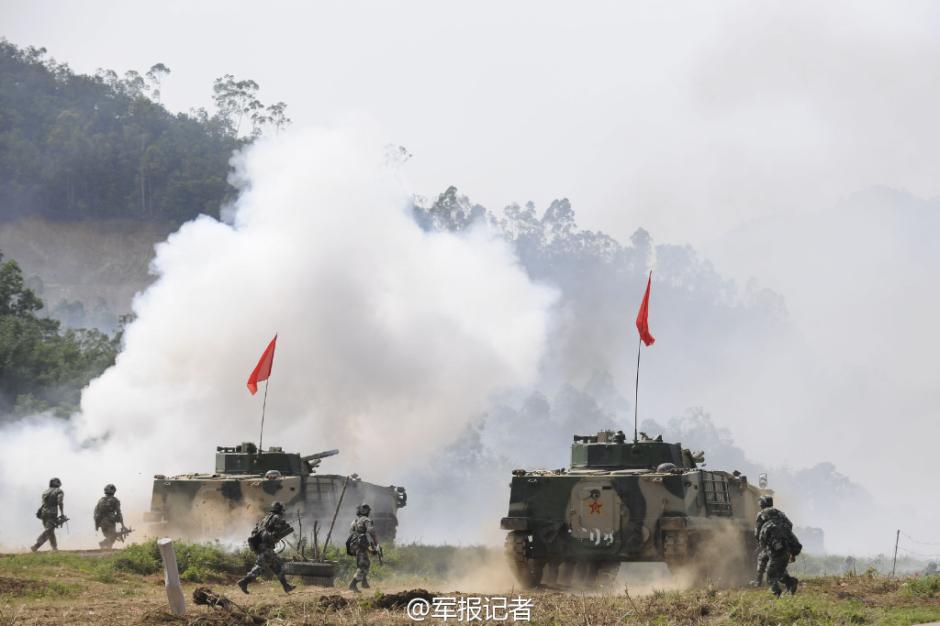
[0,218,173,331]
[0,39,287,223]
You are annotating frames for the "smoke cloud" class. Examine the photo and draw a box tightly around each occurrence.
[0,125,556,549]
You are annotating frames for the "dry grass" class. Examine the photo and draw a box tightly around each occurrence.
[3,548,940,625]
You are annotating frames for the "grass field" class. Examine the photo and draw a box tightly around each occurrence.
[2,542,940,625]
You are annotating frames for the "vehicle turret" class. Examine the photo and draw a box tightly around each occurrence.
[570,430,703,471]
[214,443,340,476]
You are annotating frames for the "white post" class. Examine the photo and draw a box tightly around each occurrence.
[157,538,186,616]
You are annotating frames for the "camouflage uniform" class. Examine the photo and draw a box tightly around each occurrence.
[94,491,124,549]
[237,504,294,594]
[32,482,64,552]
[347,505,379,592]
[755,506,801,596]
[753,506,788,586]
[754,548,769,586]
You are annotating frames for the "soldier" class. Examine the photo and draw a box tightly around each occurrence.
[346,502,380,592]
[31,477,65,552]
[236,501,295,594]
[94,484,126,549]
[926,562,938,576]
[751,495,780,586]
[755,495,802,596]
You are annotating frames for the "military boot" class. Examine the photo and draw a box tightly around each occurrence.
[769,582,782,597]
[785,576,799,595]
[279,575,295,593]
[348,579,360,593]
[361,577,370,589]
[237,576,252,594]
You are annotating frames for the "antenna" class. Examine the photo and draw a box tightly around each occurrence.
[633,336,641,444]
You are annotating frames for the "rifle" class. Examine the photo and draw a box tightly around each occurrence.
[54,515,70,530]
[371,545,384,566]
[116,527,135,543]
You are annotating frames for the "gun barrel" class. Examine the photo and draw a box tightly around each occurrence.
[302,449,339,462]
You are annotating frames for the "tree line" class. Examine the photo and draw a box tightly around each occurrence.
[0,39,290,222]
[0,249,121,419]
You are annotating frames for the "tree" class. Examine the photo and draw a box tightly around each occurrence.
[265,101,291,134]
[145,63,170,102]
[212,74,262,137]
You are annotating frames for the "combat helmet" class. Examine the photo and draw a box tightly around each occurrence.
[270,501,285,514]
[104,484,116,495]
[356,503,371,516]
[759,495,774,509]
[49,477,61,488]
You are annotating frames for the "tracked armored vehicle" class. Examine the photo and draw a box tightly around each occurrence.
[501,430,765,588]
[145,442,407,541]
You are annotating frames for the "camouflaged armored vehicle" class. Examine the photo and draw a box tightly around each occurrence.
[501,430,765,588]
[145,442,407,541]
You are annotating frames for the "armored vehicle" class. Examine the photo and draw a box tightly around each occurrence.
[501,430,765,588]
[145,442,407,541]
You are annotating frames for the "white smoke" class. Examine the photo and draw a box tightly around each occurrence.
[0,125,557,549]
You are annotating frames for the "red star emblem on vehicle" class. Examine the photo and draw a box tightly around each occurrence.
[588,500,602,514]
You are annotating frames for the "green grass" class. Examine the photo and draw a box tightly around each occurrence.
[902,575,940,599]
[279,541,499,584]
[791,553,931,577]
[0,539,255,588]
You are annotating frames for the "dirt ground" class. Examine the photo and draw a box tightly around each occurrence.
[2,576,940,625]
[3,551,940,625]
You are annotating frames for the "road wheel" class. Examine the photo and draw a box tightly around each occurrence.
[505,531,544,589]
[595,561,621,590]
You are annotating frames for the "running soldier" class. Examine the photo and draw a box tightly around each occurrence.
[31,477,65,552]
[94,484,127,549]
[236,501,295,594]
[346,503,380,592]
[755,495,802,596]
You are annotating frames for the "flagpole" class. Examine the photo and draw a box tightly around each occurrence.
[633,336,642,444]
[259,377,270,452]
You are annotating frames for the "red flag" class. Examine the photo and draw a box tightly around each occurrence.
[247,334,277,395]
[635,272,655,346]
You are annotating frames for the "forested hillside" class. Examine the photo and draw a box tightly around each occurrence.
[0,250,120,417]
[0,39,287,222]
[0,39,292,416]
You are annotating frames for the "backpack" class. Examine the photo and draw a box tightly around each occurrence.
[760,515,801,554]
[248,516,269,552]
[247,527,263,552]
[346,529,369,556]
